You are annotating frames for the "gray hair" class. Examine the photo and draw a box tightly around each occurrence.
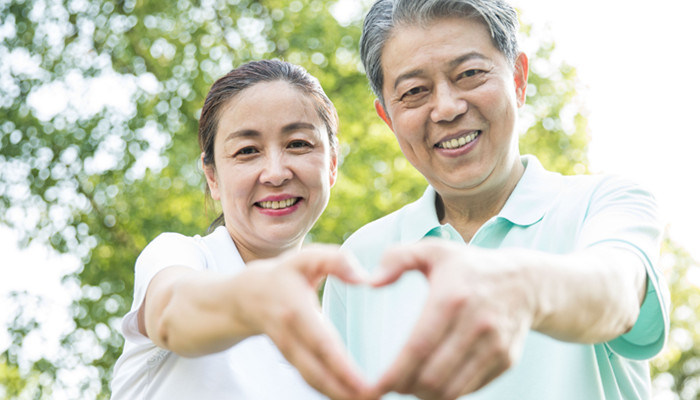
[360,0,520,106]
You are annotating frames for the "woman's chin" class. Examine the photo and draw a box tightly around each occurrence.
[259,228,309,251]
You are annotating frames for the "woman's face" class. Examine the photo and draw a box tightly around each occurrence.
[204,80,337,260]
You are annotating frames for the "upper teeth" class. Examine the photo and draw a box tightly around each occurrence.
[438,131,480,149]
[259,198,298,209]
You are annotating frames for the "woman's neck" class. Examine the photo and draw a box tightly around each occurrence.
[234,237,303,264]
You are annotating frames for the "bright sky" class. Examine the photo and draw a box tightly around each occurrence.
[511,0,700,262]
[1,0,699,395]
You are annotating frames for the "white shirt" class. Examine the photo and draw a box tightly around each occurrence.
[111,226,327,400]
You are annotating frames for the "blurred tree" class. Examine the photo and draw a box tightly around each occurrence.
[650,238,700,400]
[0,0,689,398]
[0,355,28,399]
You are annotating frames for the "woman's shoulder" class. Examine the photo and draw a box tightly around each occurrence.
[142,231,202,256]
[135,231,211,273]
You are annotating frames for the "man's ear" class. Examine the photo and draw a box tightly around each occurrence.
[201,153,221,201]
[374,99,394,131]
[513,52,529,107]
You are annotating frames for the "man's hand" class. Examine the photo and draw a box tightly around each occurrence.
[370,239,537,400]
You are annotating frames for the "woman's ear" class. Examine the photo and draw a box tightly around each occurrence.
[202,152,220,201]
[329,147,339,187]
[513,52,529,107]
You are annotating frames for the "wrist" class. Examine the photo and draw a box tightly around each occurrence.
[514,249,552,333]
[228,265,272,336]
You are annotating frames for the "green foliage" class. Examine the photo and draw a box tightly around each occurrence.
[650,238,700,399]
[0,0,691,398]
[0,355,26,398]
[519,41,589,175]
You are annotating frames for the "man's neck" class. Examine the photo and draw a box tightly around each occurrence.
[436,159,524,243]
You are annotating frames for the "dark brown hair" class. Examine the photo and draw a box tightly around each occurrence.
[198,60,339,231]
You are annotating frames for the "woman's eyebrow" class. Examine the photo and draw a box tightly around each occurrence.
[223,129,260,142]
[281,122,317,133]
[223,122,317,142]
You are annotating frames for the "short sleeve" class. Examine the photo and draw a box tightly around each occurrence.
[121,233,207,343]
[579,176,669,360]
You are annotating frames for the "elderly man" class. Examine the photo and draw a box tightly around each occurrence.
[323,0,669,399]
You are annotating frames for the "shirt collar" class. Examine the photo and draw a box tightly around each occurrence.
[399,185,443,244]
[398,155,562,243]
[498,155,563,227]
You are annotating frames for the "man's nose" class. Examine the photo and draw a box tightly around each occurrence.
[430,82,468,123]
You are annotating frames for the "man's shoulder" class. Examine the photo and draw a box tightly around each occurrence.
[342,195,428,254]
[344,206,406,249]
[556,172,652,203]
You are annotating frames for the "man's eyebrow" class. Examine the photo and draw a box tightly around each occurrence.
[393,69,425,91]
[392,52,488,91]
[449,52,487,69]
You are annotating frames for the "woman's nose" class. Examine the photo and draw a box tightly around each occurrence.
[259,154,293,186]
[430,82,468,123]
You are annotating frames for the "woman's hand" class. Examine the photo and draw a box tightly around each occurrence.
[144,245,376,400]
[244,245,377,400]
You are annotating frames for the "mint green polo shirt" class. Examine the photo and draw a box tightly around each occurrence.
[323,155,669,400]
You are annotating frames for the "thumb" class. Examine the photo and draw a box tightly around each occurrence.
[324,249,369,285]
[291,245,369,286]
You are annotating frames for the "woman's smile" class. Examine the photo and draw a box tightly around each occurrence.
[255,196,303,216]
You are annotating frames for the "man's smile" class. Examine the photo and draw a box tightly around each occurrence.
[435,130,481,149]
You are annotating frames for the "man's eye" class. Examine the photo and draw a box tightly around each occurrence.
[401,86,425,100]
[460,69,482,78]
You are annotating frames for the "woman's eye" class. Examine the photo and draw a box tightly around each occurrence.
[235,146,258,156]
[288,140,312,149]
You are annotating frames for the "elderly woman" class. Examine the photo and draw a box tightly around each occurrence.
[110,60,375,400]
[323,1,669,399]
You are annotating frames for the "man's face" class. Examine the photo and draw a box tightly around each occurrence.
[376,17,528,200]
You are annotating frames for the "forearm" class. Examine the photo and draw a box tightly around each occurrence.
[147,266,267,357]
[520,247,647,343]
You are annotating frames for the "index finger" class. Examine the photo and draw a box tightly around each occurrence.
[285,304,370,398]
[370,242,437,287]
